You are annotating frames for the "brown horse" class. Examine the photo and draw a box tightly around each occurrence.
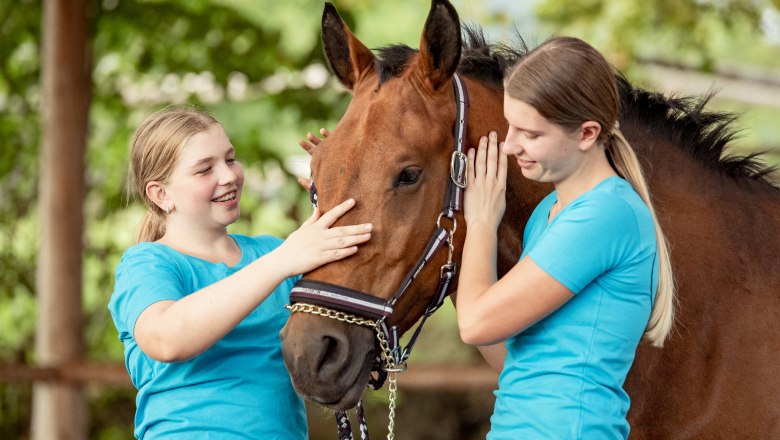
[280,0,780,437]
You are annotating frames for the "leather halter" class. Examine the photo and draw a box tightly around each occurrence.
[288,73,469,375]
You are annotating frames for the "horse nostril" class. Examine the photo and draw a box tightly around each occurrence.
[316,332,350,377]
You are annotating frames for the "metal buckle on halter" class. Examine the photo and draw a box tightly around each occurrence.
[440,262,457,278]
[450,151,468,188]
[383,362,408,373]
[436,212,457,232]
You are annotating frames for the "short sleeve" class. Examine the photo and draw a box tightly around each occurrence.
[247,234,301,308]
[108,245,187,339]
[527,194,639,294]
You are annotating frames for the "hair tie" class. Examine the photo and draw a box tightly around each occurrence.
[613,121,620,130]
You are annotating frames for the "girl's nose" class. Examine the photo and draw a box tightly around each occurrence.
[501,141,514,155]
[502,138,522,156]
[501,129,521,155]
[218,164,238,185]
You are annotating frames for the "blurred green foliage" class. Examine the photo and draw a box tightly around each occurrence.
[1,0,778,438]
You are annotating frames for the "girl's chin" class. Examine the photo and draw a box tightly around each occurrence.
[217,211,241,227]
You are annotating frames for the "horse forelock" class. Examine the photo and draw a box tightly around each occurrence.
[373,24,528,90]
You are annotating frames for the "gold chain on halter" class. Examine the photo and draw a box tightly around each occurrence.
[286,302,400,440]
[374,322,399,440]
[285,303,378,328]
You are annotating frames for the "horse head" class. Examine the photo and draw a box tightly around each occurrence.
[280,0,547,411]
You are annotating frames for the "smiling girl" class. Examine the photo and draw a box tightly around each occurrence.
[455,37,675,439]
[109,108,371,439]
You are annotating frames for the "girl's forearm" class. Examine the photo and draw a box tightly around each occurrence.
[456,223,499,342]
[136,252,289,362]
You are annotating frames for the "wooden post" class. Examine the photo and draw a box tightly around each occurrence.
[31,0,91,439]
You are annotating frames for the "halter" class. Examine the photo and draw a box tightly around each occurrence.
[286,74,469,440]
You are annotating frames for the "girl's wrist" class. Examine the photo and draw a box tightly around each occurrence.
[466,219,499,234]
[260,248,295,280]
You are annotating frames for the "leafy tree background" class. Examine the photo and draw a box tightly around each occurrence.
[1,0,777,438]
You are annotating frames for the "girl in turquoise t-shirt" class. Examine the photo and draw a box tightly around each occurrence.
[109,108,373,439]
[455,37,676,439]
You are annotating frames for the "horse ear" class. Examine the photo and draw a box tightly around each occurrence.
[321,2,376,90]
[417,0,462,92]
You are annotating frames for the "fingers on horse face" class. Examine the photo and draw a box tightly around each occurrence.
[331,248,353,260]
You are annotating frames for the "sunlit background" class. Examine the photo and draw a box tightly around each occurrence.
[1,0,778,438]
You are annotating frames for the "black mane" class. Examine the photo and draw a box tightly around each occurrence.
[372,25,776,184]
[616,77,776,182]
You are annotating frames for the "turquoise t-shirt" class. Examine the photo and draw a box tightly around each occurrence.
[108,234,306,440]
[488,176,659,440]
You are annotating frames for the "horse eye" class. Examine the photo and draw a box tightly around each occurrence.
[395,167,422,187]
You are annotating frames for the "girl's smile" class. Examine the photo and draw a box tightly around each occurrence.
[212,190,238,204]
[515,157,537,169]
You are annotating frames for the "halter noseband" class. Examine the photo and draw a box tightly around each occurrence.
[286,74,469,440]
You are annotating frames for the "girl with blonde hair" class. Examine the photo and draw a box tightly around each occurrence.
[109,107,372,439]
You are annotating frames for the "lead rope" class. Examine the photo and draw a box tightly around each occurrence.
[375,322,401,440]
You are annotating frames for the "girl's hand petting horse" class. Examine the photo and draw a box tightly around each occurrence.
[298,127,331,154]
[271,198,372,277]
[297,127,331,190]
[464,131,508,232]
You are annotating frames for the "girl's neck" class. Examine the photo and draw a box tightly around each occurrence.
[554,150,618,208]
[157,222,240,265]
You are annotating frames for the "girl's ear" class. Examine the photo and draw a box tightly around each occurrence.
[146,181,170,212]
[578,121,602,151]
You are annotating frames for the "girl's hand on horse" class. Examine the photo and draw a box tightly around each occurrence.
[297,128,331,191]
[272,198,372,277]
[464,131,507,231]
[297,177,313,193]
[298,127,331,155]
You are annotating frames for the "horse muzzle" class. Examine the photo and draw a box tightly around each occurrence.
[280,308,376,410]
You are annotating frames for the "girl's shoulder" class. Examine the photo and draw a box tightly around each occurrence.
[569,178,640,214]
[584,177,653,225]
[116,241,185,273]
[230,233,284,255]
[121,241,176,261]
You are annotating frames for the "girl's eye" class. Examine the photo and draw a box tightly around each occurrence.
[227,158,236,164]
[197,167,212,174]
[394,167,422,188]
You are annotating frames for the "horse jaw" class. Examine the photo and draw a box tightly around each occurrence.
[280,313,376,410]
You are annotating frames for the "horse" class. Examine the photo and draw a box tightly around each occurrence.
[279,0,780,437]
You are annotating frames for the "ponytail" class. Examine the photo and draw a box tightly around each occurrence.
[608,127,676,347]
[137,209,167,244]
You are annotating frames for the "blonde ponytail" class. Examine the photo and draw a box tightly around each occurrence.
[136,209,167,244]
[609,127,676,347]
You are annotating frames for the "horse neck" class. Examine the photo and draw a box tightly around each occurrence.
[461,78,551,276]
[622,119,780,269]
